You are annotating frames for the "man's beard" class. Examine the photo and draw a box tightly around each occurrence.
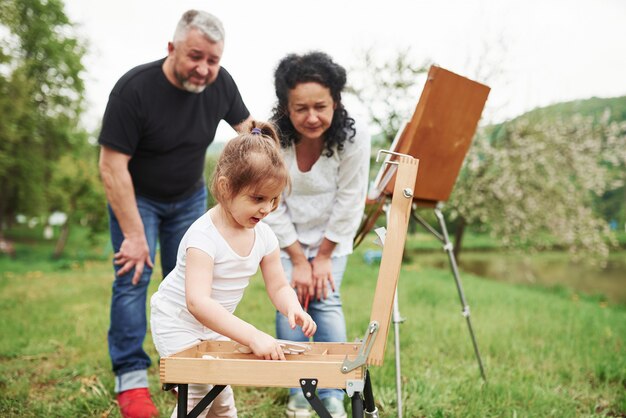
[175,70,208,93]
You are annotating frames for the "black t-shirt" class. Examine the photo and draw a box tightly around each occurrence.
[98,58,250,202]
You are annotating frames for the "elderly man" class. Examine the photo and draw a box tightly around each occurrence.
[98,10,251,418]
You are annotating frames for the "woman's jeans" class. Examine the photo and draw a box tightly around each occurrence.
[275,255,348,401]
[107,187,206,393]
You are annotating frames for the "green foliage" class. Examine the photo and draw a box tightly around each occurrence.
[204,154,219,208]
[47,131,108,250]
[0,0,88,230]
[0,241,624,417]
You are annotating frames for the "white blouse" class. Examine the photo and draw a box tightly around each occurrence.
[264,120,371,258]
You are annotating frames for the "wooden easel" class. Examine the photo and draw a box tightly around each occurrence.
[159,154,419,418]
[357,65,491,417]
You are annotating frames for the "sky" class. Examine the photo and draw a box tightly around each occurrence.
[63,0,626,141]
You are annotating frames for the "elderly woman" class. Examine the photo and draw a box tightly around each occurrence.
[265,51,371,418]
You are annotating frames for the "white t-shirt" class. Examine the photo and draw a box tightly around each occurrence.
[153,210,278,333]
[264,119,371,258]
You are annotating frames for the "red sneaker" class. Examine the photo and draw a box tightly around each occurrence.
[116,388,159,418]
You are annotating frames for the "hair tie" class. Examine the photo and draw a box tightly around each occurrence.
[251,127,262,135]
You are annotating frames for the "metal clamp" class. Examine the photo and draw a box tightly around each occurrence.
[376,149,410,163]
[345,379,365,397]
[341,321,379,373]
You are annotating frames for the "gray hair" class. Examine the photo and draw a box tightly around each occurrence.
[173,10,225,44]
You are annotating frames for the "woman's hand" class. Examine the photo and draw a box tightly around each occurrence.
[288,307,317,338]
[248,330,286,360]
[291,259,314,306]
[311,254,336,300]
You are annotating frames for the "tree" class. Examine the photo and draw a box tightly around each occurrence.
[448,114,626,264]
[0,0,95,258]
[0,0,86,232]
[348,47,430,145]
[47,132,107,258]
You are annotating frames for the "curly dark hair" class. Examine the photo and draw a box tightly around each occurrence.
[270,51,356,157]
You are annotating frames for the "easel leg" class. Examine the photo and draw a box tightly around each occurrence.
[187,385,226,418]
[411,207,487,381]
[174,383,226,418]
[433,207,487,382]
[351,394,364,418]
[392,292,404,418]
[363,370,379,418]
[300,378,332,418]
[177,384,188,418]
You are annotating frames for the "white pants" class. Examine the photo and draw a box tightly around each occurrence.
[151,293,237,418]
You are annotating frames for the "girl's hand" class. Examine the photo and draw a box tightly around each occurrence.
[289,308,317,338]
[311,255,335,300]
[248,330,286,360]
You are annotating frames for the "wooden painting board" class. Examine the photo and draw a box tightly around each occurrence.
[380,65,490,206]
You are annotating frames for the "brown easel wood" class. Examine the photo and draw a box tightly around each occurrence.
[366,155,418,366]
[381,65,490,206]
[159,155,418,417]
[356,65,490,245]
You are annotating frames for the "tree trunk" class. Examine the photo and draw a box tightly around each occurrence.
[0,232,16,259]
[53,199,75,260]
[53,221,70,260]
[453,216,467,261]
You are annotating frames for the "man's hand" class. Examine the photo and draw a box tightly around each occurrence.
[114,234,153,285]
[100,146,151,285]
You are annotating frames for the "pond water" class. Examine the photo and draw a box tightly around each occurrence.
[414,250,626,305]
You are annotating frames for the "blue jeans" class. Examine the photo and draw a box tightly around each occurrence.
[276,255,348,401]
[107,187,207,392]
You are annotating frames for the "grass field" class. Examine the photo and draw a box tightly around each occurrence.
[0,229,624,417]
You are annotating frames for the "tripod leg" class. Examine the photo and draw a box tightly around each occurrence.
[435,207,487,382]
[363,370,379,418]
[300,378,332,418]
[177,384,188,418]
[351,393,364,418]
[392,291,403,418]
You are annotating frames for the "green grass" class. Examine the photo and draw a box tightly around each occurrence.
[0,223,111,274]
[0,234,625,417]
[403,230,502,252]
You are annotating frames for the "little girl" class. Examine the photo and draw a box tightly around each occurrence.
[150,121,316,418]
